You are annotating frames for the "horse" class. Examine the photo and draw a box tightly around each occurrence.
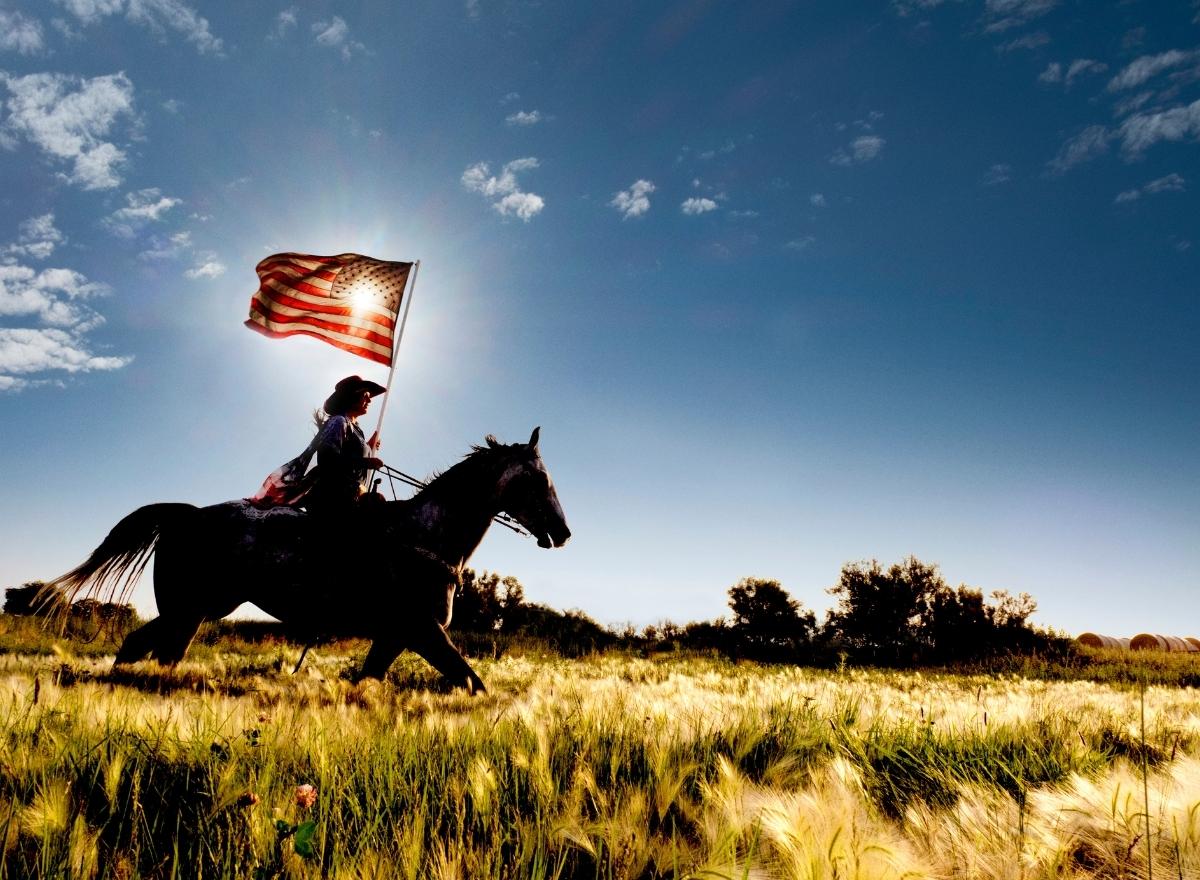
[48,428,570,693]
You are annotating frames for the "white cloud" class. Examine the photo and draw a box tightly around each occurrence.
[0,263,107,329]
[500,92,519,104]
[809,192,826,207]
[891,0,955,16]
[312,16,366,60]
[1039,62,1062,84]
[55,0,222,54]
[138,230,191,261]
[609,179,655,219]
[1113,172,1180,204]
[493,191,544,221]
[185,254,225,279]
[1117,99,1200,157]
[1113,91,1154,118]
[831,134,886,166]
[1046,125,1109,174]
[983,0,1058,34]
[461,157,544,221]
[728,209,759,219]
[999,31,1050,52]
[681,197,718,215]
[5,213,64,259]
[104,187,181,237]
[505,109,542,126]
[1065,59,1107,84]
[1108,49,1198,92]
[982,163,1012,185]
[0,11,46,55]
[0,71,136,190]
[466,0,481,20]
[0,328,130,385]
[270,7,297,40]
[784,235,815,251]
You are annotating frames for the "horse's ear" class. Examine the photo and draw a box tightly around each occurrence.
[485,434,499,448]
[528,426,540,449]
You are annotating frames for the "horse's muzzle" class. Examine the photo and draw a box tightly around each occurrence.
[542,525,571,549]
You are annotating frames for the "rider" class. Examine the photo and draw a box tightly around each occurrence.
[304,375,386,517]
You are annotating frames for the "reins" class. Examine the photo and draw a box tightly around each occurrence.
[375,464,529,537]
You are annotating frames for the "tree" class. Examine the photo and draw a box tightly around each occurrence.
[3,582,60,616]
[727,578,815,660]
[453,569,525,632]
[825,557,944,663]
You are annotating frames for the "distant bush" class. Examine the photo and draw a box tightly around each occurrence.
[823,556,1061,665]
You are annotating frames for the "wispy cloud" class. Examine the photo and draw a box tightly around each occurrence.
[891,0,956,17]
[831,134,886,166]
[185,254,225,279]
[138,230,191,261]
[1046,125,1109,175]
[268,7,298,41]
[809,192,826,207]
[681,197,718,215]
[461,157,545,221]
[1108,49,1198,92]
[983,0,1058,34]
[982,163,1012,185]
[104,187,181,238]
[609,179,655,219]
[998,31,1050,52]
[1115,172,1186,203]
[4,213,63,260]
[784,235,815,251]
[1117,99,1200,158]
[54,0,222,54]
[312,17,367,60]
[0,10,46,55]
[698,139,738,160]
[505,109,542,126]
[1040,59,1107,87]
[0,71,137,190]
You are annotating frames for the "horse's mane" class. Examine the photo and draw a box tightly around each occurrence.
[405,439,527,505]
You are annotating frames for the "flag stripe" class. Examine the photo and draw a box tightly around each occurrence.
[258,277,396,324]
[245,318,392,365]
[245,251,411,366]
[251,287,396,330]
[248,298,396,349]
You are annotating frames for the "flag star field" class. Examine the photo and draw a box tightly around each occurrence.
[0,1,1196,636]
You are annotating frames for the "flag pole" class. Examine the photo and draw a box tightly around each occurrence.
[369,259,420,454]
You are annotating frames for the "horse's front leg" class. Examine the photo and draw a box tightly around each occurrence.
[408,621,487,694]
[355,636,406,682]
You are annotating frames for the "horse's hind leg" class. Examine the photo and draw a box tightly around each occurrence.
[148,616,204,665]
[114,618,167,665]
[407,622,487,694]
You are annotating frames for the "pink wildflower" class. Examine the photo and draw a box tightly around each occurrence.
[294,783,317,810]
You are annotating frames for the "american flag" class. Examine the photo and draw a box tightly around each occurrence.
[245,252,412,365]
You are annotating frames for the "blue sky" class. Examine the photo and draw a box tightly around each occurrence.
[0,0,1196,638]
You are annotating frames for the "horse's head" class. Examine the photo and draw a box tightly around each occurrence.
[488,427,571,549]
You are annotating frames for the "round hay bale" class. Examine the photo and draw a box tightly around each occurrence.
[1131,633,1167,651]
[1163,636,1193,652]
[1187,638,1200,651]
[1077,633,1126,649]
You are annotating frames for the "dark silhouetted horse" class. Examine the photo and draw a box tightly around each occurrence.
[48,428,569,692]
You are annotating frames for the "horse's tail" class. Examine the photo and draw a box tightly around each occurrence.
[41,503,198,616]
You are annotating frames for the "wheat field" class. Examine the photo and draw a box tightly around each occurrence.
[1,645,1198,879]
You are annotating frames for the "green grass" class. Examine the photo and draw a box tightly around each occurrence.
[1,623,1200,878]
